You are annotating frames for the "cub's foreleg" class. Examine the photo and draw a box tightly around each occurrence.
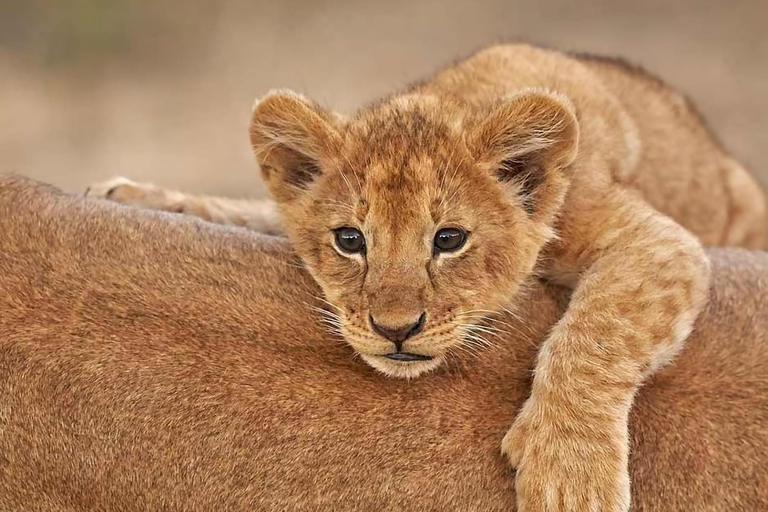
[86,177,283,235]
[502,188,710,512]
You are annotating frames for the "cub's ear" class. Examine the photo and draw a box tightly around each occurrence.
[250,90,342,203]
[469,89,579,222]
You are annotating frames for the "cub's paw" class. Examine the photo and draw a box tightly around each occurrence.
[84,177,183,212]
[85,176,141,200]
[502,396,631,512]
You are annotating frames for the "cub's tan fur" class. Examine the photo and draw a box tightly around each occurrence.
[3,176,768,511]
[88,44,767,511]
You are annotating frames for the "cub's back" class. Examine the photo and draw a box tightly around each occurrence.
[575,53,767,249]
[424,44,767,248]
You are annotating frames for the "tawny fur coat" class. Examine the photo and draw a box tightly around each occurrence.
[0,176,767,511]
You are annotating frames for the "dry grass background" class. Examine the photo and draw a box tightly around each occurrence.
[1,0,766,198]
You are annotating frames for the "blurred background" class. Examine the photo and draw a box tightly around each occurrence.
[1,0,766,198]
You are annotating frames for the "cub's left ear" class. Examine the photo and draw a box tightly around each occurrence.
[469,89,579,221]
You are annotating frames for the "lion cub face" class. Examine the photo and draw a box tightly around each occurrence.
[250,90,578,378]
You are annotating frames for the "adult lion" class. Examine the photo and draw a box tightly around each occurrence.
[0,175,766,511]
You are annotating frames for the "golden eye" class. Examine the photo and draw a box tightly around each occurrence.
[434,227,467,253]
[334,227,366,254]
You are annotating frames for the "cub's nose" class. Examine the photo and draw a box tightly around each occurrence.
[370,313,426,350]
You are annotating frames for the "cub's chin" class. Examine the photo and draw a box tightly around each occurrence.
[360,354,445,379]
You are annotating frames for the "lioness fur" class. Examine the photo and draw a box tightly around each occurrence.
[2,176,768,511]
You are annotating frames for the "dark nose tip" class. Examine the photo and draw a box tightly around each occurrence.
[370,313,426,350]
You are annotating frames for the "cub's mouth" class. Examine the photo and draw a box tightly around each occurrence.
[360,353,445,379]
[385,352,434,362]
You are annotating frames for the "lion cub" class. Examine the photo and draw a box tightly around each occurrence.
[89,44,766,511]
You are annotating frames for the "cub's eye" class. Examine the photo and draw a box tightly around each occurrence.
[434,227,467,253]
[334,227,366,254]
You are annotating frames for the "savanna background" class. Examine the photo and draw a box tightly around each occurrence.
[1,0,766,198]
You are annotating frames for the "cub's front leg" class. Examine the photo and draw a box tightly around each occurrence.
[502,188,710,511]
[85,177,284,235]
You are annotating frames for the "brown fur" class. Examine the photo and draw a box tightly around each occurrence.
[2,175,768,511]
[88,44,767,510]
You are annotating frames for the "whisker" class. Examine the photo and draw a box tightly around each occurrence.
[310,295,343,312]
[339,170,359,199]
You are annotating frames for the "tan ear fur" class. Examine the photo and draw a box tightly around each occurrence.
[250,90,342,203]
[473,89,580,167]
[470,89,579,222]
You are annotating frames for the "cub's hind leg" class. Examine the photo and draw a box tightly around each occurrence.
[85,177,283,235]
[720,158,767,249]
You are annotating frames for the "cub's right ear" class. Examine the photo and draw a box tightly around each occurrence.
[250,90,342,203]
